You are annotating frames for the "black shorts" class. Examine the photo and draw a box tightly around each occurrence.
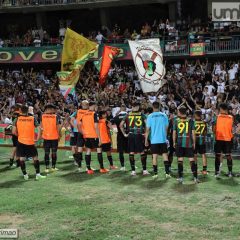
[16,142,38,158]
[128,133,145,153]
[215,140,232,154]
[43,139,58,151]
[176,146,194,158]
[12,135,18,147]
[101,143,111,152]
[194,144,206,155]
[70,132,78,146]
[77,133,85,147]
[151,143,168,155]
[117,134,128,153]
[85,138,99,149]
[70,132,84,147]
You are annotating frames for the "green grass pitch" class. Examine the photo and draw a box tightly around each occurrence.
[0,147,240,240]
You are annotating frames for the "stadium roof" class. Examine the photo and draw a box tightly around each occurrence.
[0,0,177,13]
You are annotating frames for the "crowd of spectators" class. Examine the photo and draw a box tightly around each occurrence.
[1,59,240,148]
[1,17,240,48]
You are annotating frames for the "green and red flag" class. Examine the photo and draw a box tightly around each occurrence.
[190,43,205,56]
[99,46,120,85]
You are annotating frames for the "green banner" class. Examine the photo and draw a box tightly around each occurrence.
[190,43,205,56]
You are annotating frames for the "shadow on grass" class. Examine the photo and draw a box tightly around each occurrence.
[198,175,211,183]
[0,179,25,188]
[139,178,168,189]
[118,175,142,185]
[216,178,239,187]
[0,166,16,173]
[0,161,9,166]
[59,164,76,171]
[58,171,99,183]
[172,182,197,194]
[56,160,74,165]
[101,170,130,180]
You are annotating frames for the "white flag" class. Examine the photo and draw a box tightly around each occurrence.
[128,39,166,93]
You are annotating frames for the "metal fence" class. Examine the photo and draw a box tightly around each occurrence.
[163,37,240,56]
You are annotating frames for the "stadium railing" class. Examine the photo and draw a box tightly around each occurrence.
[1,35,240,56]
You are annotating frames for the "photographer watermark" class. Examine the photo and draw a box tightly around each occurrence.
[212,2,240,21]
[0,229,18,239]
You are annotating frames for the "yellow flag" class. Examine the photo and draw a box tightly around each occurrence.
[61,28,98,71]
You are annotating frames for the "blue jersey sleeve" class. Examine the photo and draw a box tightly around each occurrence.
[70,112,77,118]
[146,115,152,128]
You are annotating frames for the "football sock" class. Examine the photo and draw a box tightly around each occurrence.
[215,154,221,175]
[76,153,83,168]
[16,159,20,167]
[190,161,198,178]
[141,154,147,171]
[168,154,173,168]
[51,153,57,168]
[85,154,91,170]
[107,156,113,166]
[44,152,50,168]
[153,165,158,175]
[178,161,183,178]
[164,161,170,174]
[20,160,27,175]
[9,158,14,166]
[34,160,40,174]
[226,155,233,173]
[97,153,104,169]
[119,152,125,167]
[129,154,135,171]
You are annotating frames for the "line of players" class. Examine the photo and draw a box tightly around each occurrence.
[9,100,234,183]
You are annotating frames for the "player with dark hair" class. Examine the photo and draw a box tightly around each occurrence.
[40,104,61,172]
[194,110,208,175]
[173,107,199,184]
[12,105,46,180]
[120,102,149,176]
[213,103,234,178]
[70,100,89,172]
[99,111,118,169]
[80,102,109,174]
[9,104,22,168]
[145,101,170,179]
[112,104,128,171]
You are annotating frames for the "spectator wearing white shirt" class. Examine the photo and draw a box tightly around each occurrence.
[96,31,105,44]
[205,81,215,95]
[59,27,66,43]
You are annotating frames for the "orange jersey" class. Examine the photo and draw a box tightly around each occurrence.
[41,114,59,140]
[17,116,35,145]
[76,109,89,132]
[99,119,111,144]
[81,111,98,138]
[215,114,233,141]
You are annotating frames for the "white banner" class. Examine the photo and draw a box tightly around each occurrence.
[59,85,75,100]
[128,39,166,93]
